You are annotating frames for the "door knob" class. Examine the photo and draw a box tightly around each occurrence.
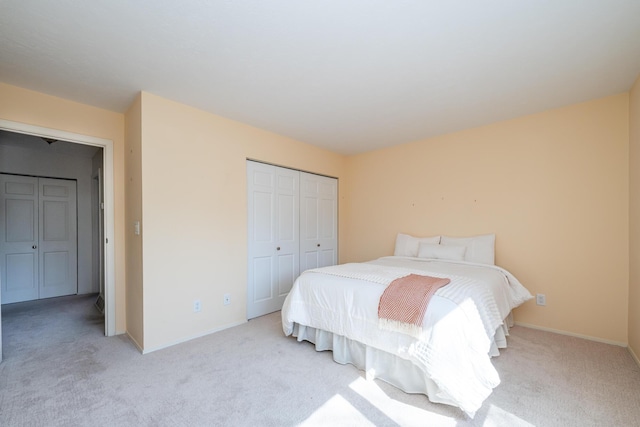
[317,244,320,247]
[32,245,37,249]
[276,247,281,251]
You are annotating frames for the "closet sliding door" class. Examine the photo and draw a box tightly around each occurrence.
[0,174,78,304]
[247,162,299,319]
[246,161,338,320]
[299,172,337,273]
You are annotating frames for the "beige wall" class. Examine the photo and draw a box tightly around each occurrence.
[124,94,144,348]
[1,81,635,352]
[137,92,347,351]
[629,74,640,361]
[344,94,630,344]
[0,83,127,333]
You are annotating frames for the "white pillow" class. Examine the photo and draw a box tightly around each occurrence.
[394,233,440,257]
[440,233,495,265]
[417,243,466,261]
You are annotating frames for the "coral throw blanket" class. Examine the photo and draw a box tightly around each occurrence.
[378,274,451,337]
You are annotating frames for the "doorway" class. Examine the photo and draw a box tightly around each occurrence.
[0,119,116,338]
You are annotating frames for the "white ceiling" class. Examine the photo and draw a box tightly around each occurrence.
[1,1,639,155]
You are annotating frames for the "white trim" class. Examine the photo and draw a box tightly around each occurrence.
[141,320,247,354]
[514,321,627,347]
[629,345,640,368]
[0,119,117,337]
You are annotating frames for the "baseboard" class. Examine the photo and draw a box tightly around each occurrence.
[628,345,640,368]
[141,320,247,354]
[514,322,627,347]
[126,332,144,353]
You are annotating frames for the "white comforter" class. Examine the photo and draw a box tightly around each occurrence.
[281,256,532,416]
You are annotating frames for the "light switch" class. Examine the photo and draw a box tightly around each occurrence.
[134,221,140,235]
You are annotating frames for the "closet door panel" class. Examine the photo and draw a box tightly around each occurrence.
[38,178,77,299]
[248,163,277,315]
[6,253,36,291]
[299,172,338,273]
[274,167,299,300]
[277,253,296,295]
[252,256,273,301]
[319,248,337,269]
[0,174,39,303]
[247,161,299,319]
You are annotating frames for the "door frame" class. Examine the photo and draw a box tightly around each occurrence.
[92,169,105,308]
[0,119,116,337]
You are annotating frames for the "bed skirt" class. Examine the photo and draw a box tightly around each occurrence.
[290,313,512,410]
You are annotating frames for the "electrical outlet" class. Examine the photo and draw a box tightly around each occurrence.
[536,294,546,306]
[223,293,231,306]
[193,299,201,313]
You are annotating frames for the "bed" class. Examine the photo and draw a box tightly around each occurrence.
[281,233,532,417]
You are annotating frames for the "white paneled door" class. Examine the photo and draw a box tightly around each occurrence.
[299,172,338,273]
[0,175,38,303]
[247,162,300,319]
[0,174,77,304]
[247,161,338,319]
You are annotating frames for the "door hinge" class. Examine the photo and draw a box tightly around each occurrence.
[100,202,104,210]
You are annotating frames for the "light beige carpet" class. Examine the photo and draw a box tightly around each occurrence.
[1,294,639,426]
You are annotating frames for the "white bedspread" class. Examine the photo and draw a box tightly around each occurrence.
[281,256,532,417]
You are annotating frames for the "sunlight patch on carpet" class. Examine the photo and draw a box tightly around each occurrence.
[481,404,536,427]
[299,394,375,426]
[348,377,457,426]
